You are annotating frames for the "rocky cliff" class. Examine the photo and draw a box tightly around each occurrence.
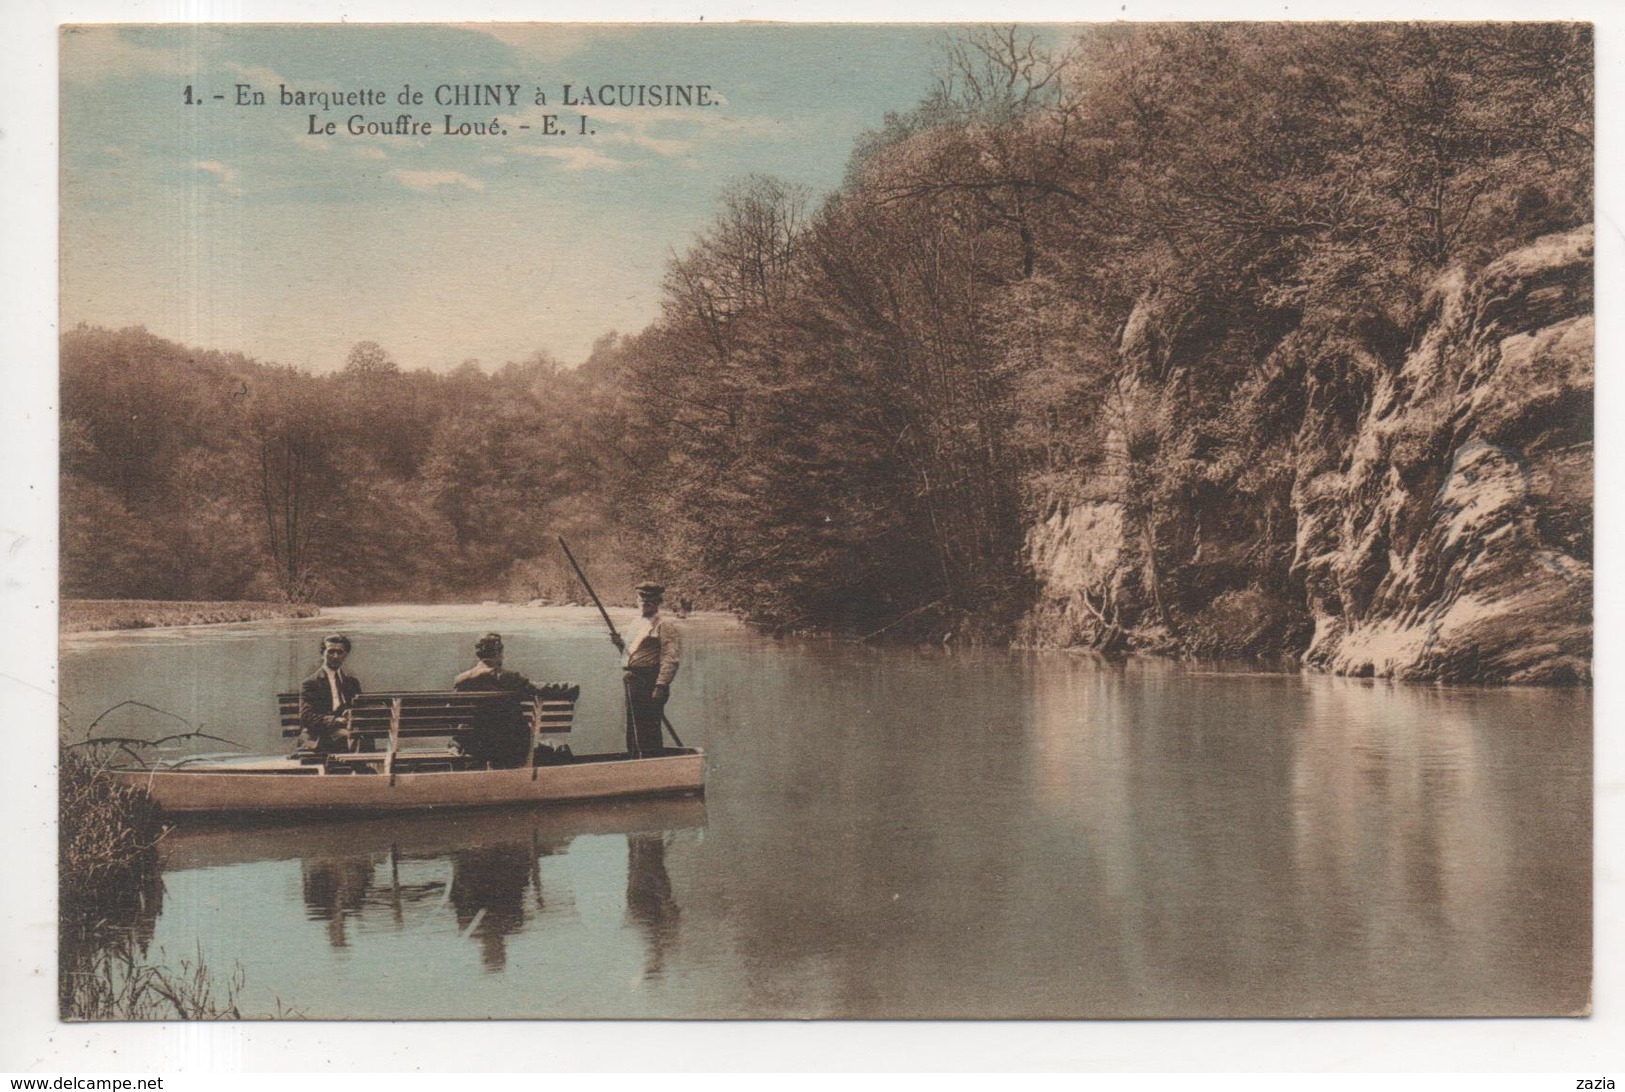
[1023,225,1593,684]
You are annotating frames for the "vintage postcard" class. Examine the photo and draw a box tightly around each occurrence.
[46,16,1594,1037]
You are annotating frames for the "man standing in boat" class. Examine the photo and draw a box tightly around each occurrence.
[452,632,539,769]
[613,582,680,758]
[298,634,364,753]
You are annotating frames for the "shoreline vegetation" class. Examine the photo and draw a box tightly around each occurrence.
[59,740,254,1019]
[60,597,1591,687]
[62,599,322,634]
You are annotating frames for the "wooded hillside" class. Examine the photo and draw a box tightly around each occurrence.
[62,24,1594,676]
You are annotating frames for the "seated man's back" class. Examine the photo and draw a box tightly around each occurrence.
[452,633,535,768]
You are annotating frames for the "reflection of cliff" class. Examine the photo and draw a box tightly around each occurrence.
[1287,681,1590,1013]
[1020,665,1590,1015]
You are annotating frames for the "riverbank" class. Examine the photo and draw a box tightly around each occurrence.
[61,599,322,634]
[59,741,253,1019]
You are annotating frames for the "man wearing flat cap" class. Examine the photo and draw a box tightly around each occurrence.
[452,633,538,768]
[612,582,681,758]
[298,634,364,754]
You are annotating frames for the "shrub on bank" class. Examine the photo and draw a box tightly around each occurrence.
[59,743,164,907]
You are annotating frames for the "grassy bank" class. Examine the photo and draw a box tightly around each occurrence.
[62,599,322,634]
[59,742,253,1019]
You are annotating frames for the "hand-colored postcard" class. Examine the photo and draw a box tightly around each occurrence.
[56,21,1591,1022]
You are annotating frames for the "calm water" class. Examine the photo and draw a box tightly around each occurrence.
[60,605,1591,1019]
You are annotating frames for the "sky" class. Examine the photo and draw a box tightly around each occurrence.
[17,2,1625,1074]
[60,24,956,372]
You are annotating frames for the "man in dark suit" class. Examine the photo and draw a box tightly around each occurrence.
[452,633,537,768]
[298,634,364,753]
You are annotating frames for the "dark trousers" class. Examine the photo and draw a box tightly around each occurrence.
[623,667,666,758]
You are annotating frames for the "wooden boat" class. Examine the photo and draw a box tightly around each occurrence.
[108,686,705,816]
[112,750,707,815]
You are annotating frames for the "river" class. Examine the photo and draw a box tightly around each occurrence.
[58,604,1591,1019]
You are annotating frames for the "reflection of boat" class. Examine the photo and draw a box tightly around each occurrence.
[157,795,708,871]
[160,795,703,974]
[115,749,706,815]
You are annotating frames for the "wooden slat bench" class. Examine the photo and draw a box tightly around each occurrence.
[278,684,580,773]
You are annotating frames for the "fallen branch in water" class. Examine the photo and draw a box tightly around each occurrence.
[69,730,251,770]
[85,699,194,740]
[74,701,250,768]
[859,599,947,643]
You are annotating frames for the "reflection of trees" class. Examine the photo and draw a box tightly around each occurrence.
[625,833,680,978]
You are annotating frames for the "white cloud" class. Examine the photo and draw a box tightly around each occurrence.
[192,160,242,196]
[597,129,695,157]
[513,145,627,172]
[193,160,237,181]
[355,146,391,161]
[228,63,290,92]
[464,24,600,65]
[391,169,486,192]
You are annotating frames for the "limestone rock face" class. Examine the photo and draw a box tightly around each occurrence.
[1023,225,1592,683]
[1305,227,1592,683]
[1021,500,1134,650]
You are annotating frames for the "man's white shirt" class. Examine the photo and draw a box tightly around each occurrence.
[324,667,346,711]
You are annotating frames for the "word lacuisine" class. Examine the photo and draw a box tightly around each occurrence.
[559,84,715,107]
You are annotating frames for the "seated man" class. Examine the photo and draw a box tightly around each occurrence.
[298,634,365,754]
[452,633,538,769]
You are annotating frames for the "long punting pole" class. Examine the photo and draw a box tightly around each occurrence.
[557,536,686,748]
[558,535,623,644]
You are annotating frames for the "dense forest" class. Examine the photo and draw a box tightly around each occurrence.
[62,24,1594,677]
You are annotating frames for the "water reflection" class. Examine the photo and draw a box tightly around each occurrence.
[300,858,374,948]
[69,609,1589,1018]
[449,844,532,972]
[626,833,679,978]
[165,796,704,978]
[1020,663,1589,1015]
[59,837,167,1018]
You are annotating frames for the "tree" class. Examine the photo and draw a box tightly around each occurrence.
[344,340,398,375]
[247,372,345,601]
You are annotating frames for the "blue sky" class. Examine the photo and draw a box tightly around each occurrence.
[61,24,955,371]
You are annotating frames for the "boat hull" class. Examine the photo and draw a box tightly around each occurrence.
[111,749,706,815]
